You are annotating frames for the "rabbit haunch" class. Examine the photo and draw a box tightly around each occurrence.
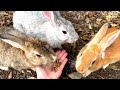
[13,11,79,48]
[76,23,120,77]
[0,27,57,71]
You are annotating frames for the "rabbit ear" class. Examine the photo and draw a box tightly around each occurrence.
[42,11,55,25]
[99,29,120,54]
[2,27,27,39]
[0,33,24,49]
[88,23,109,45]
[54,11,61,17]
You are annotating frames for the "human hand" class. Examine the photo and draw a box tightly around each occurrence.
[35,50,68,79]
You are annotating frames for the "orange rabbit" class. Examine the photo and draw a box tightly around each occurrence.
[75,22,120,77]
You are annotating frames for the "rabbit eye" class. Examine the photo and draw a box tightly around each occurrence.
[92,60,95,65]
[80,53,83,56]
[62,31,67,34]
[36,54,42,57]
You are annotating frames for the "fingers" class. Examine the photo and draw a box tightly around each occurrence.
[55,49,68,72]
[59,53,68,62]
[59,58,68,70]
[57,50,66,59]
[58,50,66,58]
[56,50,67,59]
[55,58,68,75]
[55,50,61,56]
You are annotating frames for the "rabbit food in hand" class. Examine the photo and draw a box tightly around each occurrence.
[76,22,120,77]
[0,27,58,71]
[13,11,79,48]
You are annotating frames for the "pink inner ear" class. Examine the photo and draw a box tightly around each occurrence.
[107,36,116,46]
[42,11,54,24]
[107,32,120,48]
[44,11,52,18]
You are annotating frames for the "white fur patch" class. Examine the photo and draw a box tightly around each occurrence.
[102,52,105,59]
[76,56,82,69]
[76,50,86,69]
[103,64,109,69]
[82,70,92,77]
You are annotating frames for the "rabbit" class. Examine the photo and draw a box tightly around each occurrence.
[75,22,120,77]
[12,11,79,49]
[0,27,57,71]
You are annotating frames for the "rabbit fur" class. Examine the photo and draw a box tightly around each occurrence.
[13,11,79,48]
[76,22,120,77]
[0,27,57,71]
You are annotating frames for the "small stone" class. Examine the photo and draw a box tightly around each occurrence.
[27,76,36,79]
[68,72,82,79]
[88,23,93,29]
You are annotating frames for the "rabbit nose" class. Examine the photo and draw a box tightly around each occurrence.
[76,65,86,73]
[79,68,84,73]
[72,34,79,41]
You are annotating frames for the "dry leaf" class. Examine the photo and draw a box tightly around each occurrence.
[97,19,102,22]
[88,11,94,18]
[27,76,36,79]
[88,23,92,29]
[86,18,90,23]
[110,23,117,27]
[106,15,112,21]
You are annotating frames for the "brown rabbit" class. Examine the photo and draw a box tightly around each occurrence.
[0,27,57,71]
[75,22,120,77]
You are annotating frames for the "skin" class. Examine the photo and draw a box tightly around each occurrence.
[35,50,68,79]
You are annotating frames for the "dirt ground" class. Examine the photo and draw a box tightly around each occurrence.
[1,11,120,79]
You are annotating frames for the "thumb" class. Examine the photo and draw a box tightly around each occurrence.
[35,66,47,79]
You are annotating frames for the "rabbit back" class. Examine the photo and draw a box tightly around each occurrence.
[13,11,47,33]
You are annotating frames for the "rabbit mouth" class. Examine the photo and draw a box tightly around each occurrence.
[67,39,75,43]
[82,70,92,77]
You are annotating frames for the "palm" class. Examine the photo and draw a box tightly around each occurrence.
[36,50,68,79]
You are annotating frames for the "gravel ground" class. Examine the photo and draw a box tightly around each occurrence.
[0,11,120,79]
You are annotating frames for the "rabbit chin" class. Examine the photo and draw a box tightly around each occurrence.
[82,70,92,77]
[66,35,79,43]
[67,38,76,43]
